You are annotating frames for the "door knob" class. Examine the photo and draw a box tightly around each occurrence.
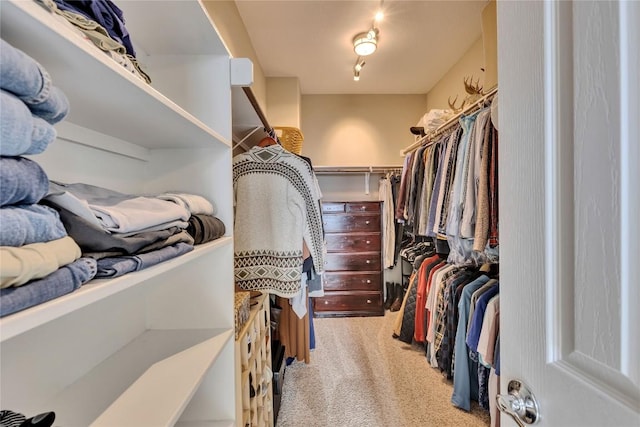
[496,380,540,427]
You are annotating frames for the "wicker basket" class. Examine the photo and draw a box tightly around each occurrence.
[274,126,304,155]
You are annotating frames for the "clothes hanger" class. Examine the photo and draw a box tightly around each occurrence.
[258,136,278,147]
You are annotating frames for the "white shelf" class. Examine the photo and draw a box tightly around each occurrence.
[45,328,233,427]
[0,0,230,150]
[0,237,232,342]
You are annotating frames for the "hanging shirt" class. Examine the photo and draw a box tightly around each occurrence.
[233,144,324,297]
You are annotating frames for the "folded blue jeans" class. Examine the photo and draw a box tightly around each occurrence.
[0,90,57,156]
[0,257,97,317]
[0,39,69,123]
[0,156,50,206]
[96,242,194,278]
[0,204,67,246]
[0,38,51,104]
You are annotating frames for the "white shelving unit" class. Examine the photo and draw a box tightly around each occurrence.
[0,1,239,425]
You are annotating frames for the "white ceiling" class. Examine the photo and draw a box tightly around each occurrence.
[235,0,488,95]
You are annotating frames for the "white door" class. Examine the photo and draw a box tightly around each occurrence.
[497,0,639,426]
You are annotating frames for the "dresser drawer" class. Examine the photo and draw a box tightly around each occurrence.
[345,202,380,213]
[323,213,380,233]
[313,292,382,313]
[323,272,381,292]
[325,232,381,252]
[324,252,381,272]
[322,202,345,213]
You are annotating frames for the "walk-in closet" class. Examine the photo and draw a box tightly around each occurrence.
[0,1,638,427]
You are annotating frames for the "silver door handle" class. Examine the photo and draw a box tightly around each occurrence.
[496,380,540,426]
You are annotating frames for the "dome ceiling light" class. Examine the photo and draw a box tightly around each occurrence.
[353,28,378,56]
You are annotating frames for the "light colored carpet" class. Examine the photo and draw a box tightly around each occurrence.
[275,311,491,427]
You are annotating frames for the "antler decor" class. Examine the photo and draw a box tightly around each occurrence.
[464,76,483,95]
[447,75,485,113]
[448,95,466,113]
[463,75,484,105]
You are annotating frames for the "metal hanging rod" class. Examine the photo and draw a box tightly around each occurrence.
[400,86,498,156]
[314,165,403,174]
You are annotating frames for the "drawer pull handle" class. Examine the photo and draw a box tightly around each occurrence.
[367,279,371,283]
[366,240,371,244]
[324,301,329,305]
[366,260,371,264]
[366,299,372,304]
[361,206,366,210]
[365,220,370,225]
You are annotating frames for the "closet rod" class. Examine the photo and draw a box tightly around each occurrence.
[314,165,403,174]
[400,86,498,156]
[242,87,272,133]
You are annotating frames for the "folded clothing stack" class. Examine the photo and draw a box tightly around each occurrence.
[36,0,151,84]
[0,38,96,317]
[43,185,227,279]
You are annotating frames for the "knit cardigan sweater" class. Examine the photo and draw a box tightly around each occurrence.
[233,145,324,297]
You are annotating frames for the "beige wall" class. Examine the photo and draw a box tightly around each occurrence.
[301,94,426,166]
[425,37,485,111]
[482,0,498,89]
[202,1,267,112]
[266,77,301,128]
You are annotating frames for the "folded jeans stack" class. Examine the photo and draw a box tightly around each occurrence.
[0,38,96,317]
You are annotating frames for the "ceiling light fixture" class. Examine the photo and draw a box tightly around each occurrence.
[351,0,384,82]
[353,28,378,56]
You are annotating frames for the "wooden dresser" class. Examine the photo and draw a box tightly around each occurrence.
[314,201,384,317]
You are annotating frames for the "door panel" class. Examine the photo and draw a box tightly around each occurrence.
[498,0,639,425]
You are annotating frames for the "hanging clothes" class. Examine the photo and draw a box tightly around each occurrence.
[232,144,324,297]
[379,173,397,269]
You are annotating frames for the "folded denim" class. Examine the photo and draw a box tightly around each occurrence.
[0,90,57,156]
[0,156,50,206]
[0,257,96,317]
[0,38,51,105]
[46,182,190,234]
[1,236,81,288]
[0,40,69,124]
[96,242,194,278]
[186,214,226,245]
[0,204,67,247]
[52,0,135,57]
[25,85,69,124]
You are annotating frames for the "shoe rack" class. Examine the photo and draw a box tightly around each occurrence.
[235,293,274,427]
